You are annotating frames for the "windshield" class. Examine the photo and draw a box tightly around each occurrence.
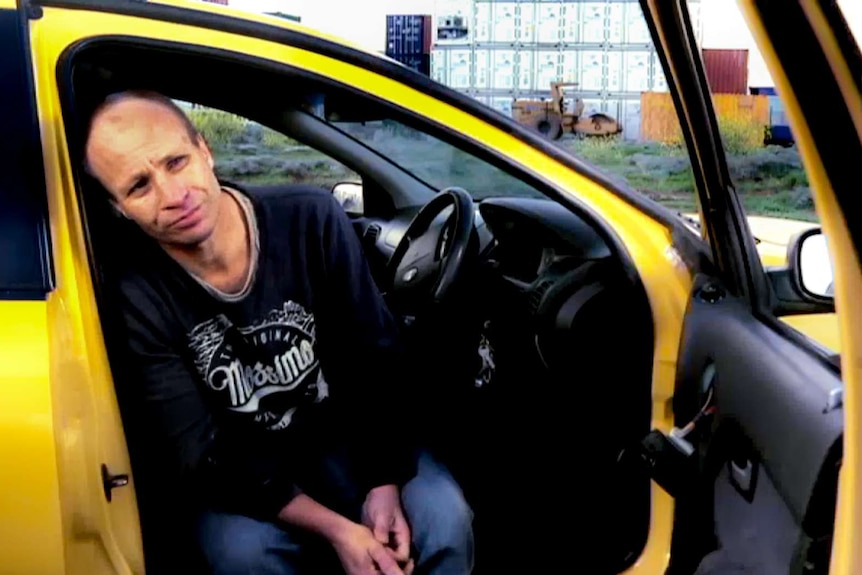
[329,118,545,200]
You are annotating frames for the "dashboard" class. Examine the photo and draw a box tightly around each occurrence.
[356,195,611,277]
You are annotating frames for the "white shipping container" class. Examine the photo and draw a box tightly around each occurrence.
[606,51,623,92]
[491,97,514,117]
[580,3,607,44]
[492,3,517,43]
[580,51,604,91]
[603,99,623,122]
[474,49,490,89]
[491,49,517,90]
[622,99,642,141]
[624,51,651,92]
[625,3,652,44]
[536,51,560,89]
[449,49,472,89]
[561,51,579,83]
[560,3,579,43]
[536,4,562,43]
[516,3,536,44]
[607,3,624,45]
[518,50,535,90]
[473,3,492,43]
[431,50,447,84]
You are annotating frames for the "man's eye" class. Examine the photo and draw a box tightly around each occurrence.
[128,178,149,196]
[168,156,188,170]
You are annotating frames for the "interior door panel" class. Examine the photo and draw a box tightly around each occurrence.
[672,273,843,574]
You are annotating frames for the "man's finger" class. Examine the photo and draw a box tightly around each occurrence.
[370,544,405,575]
[372,521,391,546]
[402,558,416,575]
[391,528,411,562]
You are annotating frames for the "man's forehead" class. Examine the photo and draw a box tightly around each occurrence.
[91,98,189,141]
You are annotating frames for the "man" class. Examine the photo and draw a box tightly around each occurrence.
[83,90,474,575]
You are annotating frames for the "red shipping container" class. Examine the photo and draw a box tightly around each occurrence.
[702,49,749,94]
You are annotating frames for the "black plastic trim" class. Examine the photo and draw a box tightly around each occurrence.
[0,7,54,299]
[35,0,696,237]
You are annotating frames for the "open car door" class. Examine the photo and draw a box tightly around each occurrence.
[637,1,862,574]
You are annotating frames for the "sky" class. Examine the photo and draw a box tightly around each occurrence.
[226,0,862,88]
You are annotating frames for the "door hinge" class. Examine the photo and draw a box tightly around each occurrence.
[101,464,129,503]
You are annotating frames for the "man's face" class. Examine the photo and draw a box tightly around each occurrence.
[85,98,223,248]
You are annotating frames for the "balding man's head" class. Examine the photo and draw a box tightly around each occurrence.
[83,90,224,248]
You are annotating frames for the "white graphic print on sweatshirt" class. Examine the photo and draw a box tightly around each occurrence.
[187,301,330,431]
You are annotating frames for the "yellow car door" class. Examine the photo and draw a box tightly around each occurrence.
[641,1,862,575]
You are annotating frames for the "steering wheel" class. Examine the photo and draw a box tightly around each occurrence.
[386,187,475,306]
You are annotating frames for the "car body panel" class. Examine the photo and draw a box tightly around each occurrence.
[0,301,64,575]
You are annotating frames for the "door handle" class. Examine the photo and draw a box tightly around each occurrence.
[101,464,129,503]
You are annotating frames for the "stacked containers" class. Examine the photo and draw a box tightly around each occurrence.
[430,0,703,140]
[386,14,433,76]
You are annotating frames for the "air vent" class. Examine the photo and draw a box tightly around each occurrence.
[364,224,381,244]
[528,279,554,315]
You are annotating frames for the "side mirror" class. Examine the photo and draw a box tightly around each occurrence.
[789,227,834,301]
[332,181,364,216]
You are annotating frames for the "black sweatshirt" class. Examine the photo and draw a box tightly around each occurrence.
[116,183,414,521]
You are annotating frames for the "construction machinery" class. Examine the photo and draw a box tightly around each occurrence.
[512,82,622,140]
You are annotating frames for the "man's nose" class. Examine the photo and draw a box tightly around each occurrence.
[157,176,189,208]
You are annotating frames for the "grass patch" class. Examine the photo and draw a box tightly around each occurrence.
[564,136,814,221]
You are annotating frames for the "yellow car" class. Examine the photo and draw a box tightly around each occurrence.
[2,1,860,575]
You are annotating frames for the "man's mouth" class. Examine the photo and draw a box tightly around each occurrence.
[171,204,202,230]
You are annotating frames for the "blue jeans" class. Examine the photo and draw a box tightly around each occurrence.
[197,450,474,575]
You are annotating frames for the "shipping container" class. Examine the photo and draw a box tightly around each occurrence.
[473,2,492,43]
[702,48,749,94]
[490,97,514,116]
[535,4,562,44]
[580,3,608,44]
[491,3,517,43]
[535,50,561,88]
[432,49,472,88]
[431,0,703,124]
[386,14,432,56]
[622,99,642,140]
[491,49,517,90]
[623,51,651,92]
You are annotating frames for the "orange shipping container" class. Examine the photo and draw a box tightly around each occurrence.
[640,92,770,143]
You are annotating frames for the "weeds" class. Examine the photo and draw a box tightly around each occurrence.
[188,108,247,146]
